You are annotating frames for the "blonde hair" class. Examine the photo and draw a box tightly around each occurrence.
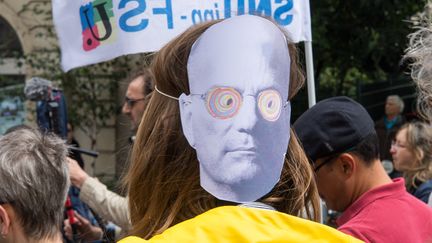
[406,25,432,121]
[124,18,319,239]
[399,122,432,190]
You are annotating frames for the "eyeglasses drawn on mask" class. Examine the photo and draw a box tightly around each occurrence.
[124,96,146,108]
[190,86,289,122]
[391,140,407,149]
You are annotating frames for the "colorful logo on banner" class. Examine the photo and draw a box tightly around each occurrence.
[79,0,117,51]
[78,0,295,52]
[53,0,311,71]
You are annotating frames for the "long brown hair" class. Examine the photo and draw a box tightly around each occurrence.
[124,18,319,239]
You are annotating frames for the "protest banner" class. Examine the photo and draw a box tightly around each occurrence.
[53,0,311,72]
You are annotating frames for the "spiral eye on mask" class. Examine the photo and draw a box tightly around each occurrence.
[206,87,242,119]
[258,89,282,121]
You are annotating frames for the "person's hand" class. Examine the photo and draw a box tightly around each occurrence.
[67,157,88,188]
[63,211,103,242]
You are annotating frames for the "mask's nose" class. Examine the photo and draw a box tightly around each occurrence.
[233,96,258,133]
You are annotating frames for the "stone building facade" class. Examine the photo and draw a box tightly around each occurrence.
[0,0,131,185]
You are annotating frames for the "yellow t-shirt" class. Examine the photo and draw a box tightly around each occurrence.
[119,206,363,243]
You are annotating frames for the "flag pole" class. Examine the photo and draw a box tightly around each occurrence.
[304,39,323,223]
[304,41,316,107]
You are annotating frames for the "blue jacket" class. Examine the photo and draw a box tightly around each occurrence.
[413,179,432,203]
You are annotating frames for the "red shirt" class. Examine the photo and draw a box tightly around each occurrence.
[337,178,432,242]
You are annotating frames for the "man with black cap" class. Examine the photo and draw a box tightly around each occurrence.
[294,96,432,242]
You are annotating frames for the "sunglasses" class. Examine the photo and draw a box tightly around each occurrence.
[313,146,357,173]
[314,154,340,173]
[125,96,146,108]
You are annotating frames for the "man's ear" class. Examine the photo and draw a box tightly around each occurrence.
[0,205,11,237]
[179,93,195,148]
[338,153,355,178]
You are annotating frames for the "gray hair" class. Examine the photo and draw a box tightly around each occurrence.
[387,95,405,113]
[0,128,69,240]
[405,26,432,121]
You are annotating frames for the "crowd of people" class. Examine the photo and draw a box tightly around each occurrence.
[294,96,431,241]
[1,13,432,243]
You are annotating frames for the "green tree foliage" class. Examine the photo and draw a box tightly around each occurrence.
[14,1,150,138]
[310,0,427,99]
[5,1,151,176]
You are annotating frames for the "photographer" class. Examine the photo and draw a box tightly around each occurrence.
[24,77,109,242]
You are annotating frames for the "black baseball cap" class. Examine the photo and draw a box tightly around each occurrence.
[293,96,375,163]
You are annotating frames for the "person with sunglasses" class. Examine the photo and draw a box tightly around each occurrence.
[122,68,154,132]
[294,96,432,242]
[65,68,154,240]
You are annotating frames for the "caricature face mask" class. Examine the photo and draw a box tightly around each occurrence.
[179,15,291,203]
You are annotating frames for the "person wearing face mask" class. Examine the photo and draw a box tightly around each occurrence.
[122,68,154,135]
[118,15,361,242]
[390,122,432,203]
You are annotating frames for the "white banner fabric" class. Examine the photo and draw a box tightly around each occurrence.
[53,0,311,72]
